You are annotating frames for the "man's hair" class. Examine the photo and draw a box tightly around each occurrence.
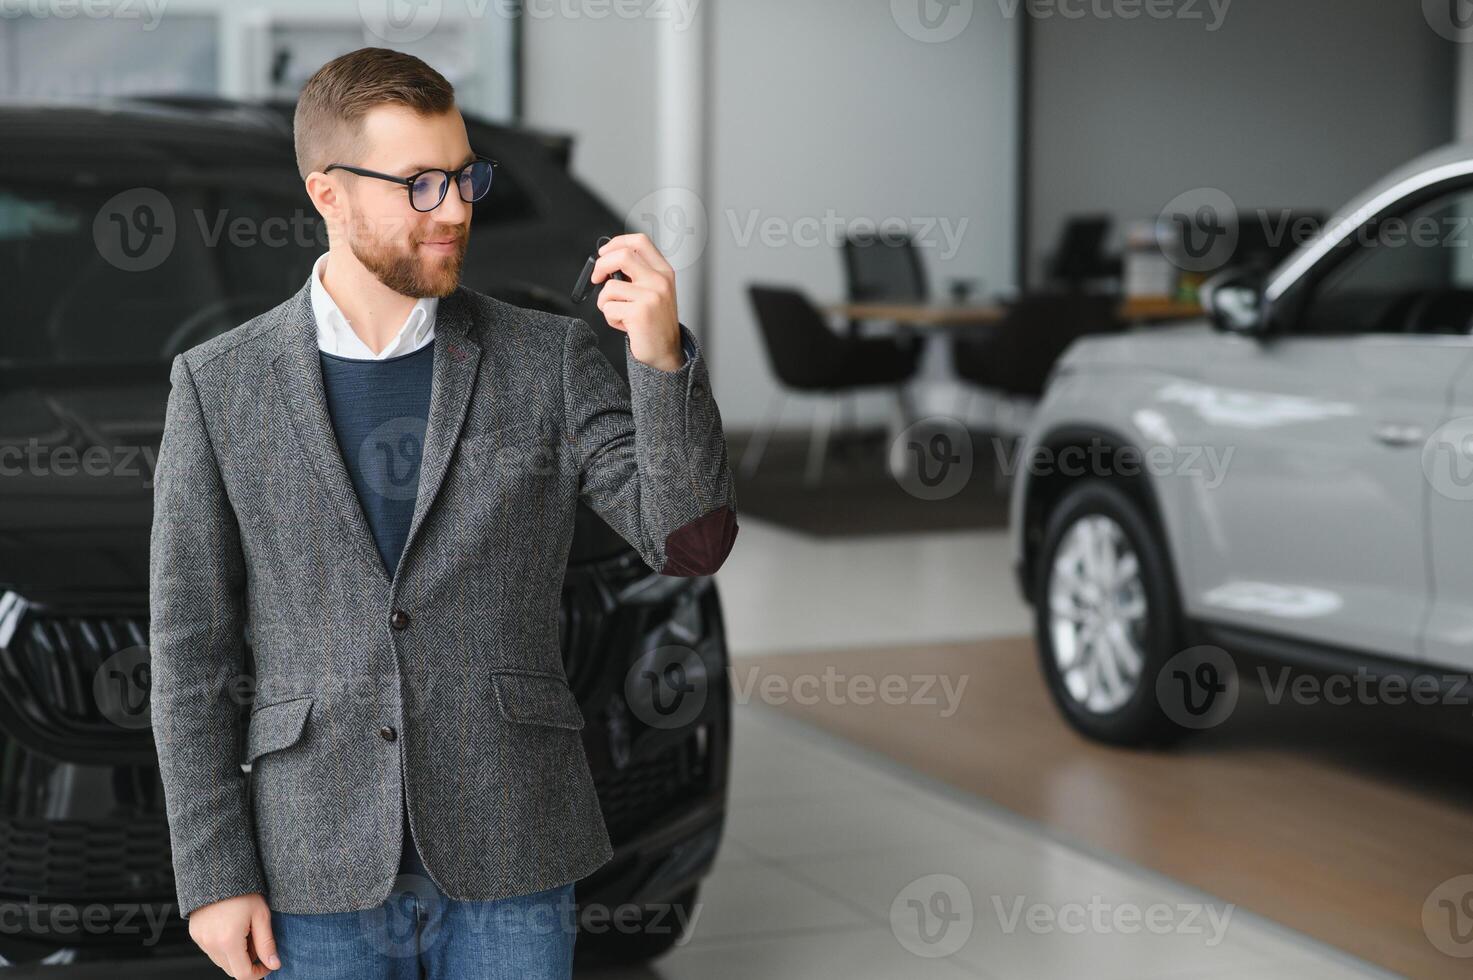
[293,47,456,181]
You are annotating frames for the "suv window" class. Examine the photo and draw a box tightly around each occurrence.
[0,153,536,368]
[1298,186,1473,336]
[0,177,319,365]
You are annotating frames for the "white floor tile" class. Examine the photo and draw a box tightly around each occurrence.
[646,702,1392,980]
[714,518,1031,656]
[583,924,993,980]
[676,860,871,944]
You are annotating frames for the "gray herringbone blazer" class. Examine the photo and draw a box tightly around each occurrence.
[148,279,738,918]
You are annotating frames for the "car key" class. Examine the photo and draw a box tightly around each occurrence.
[571,235,629,304]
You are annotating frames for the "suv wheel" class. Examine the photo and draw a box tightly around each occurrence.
[1035,480,1186,746]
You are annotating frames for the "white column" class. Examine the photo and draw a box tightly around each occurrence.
[654,2,709,342]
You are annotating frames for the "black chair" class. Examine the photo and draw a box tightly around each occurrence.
[952,290,1121,421]
[950,291,1120,491]
[1044,215,1121,289]
[832,232,930,443]
[746,285,923,484]
[842,230,929,307]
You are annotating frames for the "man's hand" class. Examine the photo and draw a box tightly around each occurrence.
[591,232,684,372]
[188,892,280,979]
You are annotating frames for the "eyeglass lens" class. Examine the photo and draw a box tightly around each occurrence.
[409,161,494,211]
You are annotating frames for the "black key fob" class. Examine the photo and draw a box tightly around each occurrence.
[571,235,628,304]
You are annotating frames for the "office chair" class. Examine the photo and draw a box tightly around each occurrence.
[1045,215,1121,288]
[746,284,923,485]
[832,231,931,448]
[952,290,1121,430]
[842,230,930,309]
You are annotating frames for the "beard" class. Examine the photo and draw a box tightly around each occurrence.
[350,225,467,299]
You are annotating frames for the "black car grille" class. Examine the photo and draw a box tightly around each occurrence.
[0,597,157,760]
[594,735,708,843]
[0,818,174,900]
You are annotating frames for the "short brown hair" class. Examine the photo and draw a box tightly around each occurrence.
[293,47,456,180]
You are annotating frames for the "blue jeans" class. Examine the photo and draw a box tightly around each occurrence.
[267,875,578,980]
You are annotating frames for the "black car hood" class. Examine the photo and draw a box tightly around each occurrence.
[0,373,633,599]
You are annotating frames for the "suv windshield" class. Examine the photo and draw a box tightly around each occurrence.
[0,178,321,369]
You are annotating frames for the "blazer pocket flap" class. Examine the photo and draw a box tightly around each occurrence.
[490,672,585,730]
[246,696,314,763]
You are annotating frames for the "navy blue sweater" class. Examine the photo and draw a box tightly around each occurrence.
[319,342,436,578]
[319,340,435,879]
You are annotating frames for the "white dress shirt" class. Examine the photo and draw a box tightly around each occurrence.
[309,252,438,360]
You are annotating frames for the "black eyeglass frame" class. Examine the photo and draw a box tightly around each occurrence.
[322,154,499,212]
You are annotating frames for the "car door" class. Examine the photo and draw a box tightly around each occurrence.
[1177,186,1473,662]
[1422,357,1473,671]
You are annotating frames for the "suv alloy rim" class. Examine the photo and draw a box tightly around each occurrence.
[1047,514,1149,714]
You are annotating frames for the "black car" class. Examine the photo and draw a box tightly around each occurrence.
[0,96,730,969]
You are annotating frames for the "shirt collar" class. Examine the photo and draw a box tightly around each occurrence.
[309,252,439,360]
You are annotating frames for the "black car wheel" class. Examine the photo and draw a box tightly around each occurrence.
[1034,480,1187,747]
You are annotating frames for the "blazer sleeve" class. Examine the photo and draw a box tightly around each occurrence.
[562,318,739,576]
[149,354,267,919]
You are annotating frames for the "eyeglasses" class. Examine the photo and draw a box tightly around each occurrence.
[323,155,498,212]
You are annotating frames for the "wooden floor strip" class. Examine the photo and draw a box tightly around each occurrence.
[739,637,1473,979]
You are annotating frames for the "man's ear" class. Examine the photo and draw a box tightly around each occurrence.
[303,171,342,226]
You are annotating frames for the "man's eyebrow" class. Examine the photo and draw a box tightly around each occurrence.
[398,154,478,174]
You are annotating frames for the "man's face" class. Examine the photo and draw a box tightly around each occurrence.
[337,104,475,299]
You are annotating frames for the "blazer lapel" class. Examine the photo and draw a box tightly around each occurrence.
[268,280,389,582]
[401,286,482,573]
[267,281,483,585]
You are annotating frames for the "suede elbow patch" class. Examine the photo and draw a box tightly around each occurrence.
[661,506,739,576]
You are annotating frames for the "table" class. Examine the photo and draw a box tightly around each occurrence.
[824,296,1204,328]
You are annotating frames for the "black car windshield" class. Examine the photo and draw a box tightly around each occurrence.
[0,179,322,371]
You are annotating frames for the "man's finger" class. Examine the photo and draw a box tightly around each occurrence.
[594,279,654,311]
[250,904,281,972]
[223,934,267,980]
[202,948,230,975]
[592,247,658,287]
[599,233,673,276]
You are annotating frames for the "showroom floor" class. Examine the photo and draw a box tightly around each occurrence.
[603,516,1422,980]
[586,697,1388,979]
[713,518,1032,656]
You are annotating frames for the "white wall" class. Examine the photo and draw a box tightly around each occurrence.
[523,0,1020,431]
[707,0,1020,429]
[0,1,517,120]
[521,10,662,220]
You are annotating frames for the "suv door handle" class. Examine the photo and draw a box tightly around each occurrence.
[1373,422,1425,448]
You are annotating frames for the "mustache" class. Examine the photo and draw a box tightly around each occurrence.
[417,228,468,245]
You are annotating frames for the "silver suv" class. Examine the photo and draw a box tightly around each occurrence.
[1011,143,1473,745]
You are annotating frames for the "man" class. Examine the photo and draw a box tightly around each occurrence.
[149,47,737,980]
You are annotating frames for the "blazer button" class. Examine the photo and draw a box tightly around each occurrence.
[379,725,397,741]
[389,610,411,631]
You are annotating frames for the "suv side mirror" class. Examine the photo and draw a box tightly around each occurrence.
[1200,267,1266,335]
